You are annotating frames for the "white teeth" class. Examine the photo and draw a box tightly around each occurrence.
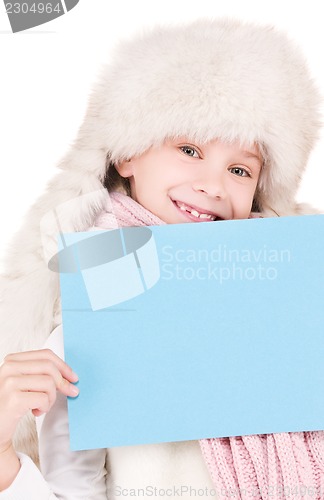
[177,202,216,220]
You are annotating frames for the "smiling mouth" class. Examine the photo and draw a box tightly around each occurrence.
[173,200,223,221]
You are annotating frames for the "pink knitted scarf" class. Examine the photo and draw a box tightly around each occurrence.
[94,191,324,499]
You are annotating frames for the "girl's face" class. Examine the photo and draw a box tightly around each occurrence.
[116,138,262,224]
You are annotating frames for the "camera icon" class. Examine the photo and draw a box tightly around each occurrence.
[50,227,161,311]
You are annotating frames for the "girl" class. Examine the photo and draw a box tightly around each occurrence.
[0,18,323,499]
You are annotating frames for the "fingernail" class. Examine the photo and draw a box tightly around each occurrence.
[70,385,79,396]
[71,371,79,381]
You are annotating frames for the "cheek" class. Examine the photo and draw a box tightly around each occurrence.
[132,167,157,190]
[140,167,181,188]
[232,184,256,215]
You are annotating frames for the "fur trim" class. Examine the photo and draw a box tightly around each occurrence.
[79,18,322,214]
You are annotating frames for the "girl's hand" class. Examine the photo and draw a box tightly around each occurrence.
[0,349,79,454]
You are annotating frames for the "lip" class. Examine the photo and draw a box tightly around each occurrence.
[171,199,224,222]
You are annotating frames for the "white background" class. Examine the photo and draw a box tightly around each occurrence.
[0,0,323,268]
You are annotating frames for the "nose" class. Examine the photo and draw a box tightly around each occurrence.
[192,168,227,199]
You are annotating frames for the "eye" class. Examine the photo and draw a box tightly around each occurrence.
[179,145,200,158]
[229,166,251,178]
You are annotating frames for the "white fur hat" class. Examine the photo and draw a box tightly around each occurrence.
[71,17,322,215]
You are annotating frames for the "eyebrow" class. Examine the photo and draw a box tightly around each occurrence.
[241,151,263,165]
[242,151,261,160]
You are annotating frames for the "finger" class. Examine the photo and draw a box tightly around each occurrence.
[18,375,78,405]
[3,350,78,382]
[32,408,46,417]
[16,375,57,406]
[0,361,79,397]
[2,377,78,421]
[1,390,52,420]
[14,391,52,415]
